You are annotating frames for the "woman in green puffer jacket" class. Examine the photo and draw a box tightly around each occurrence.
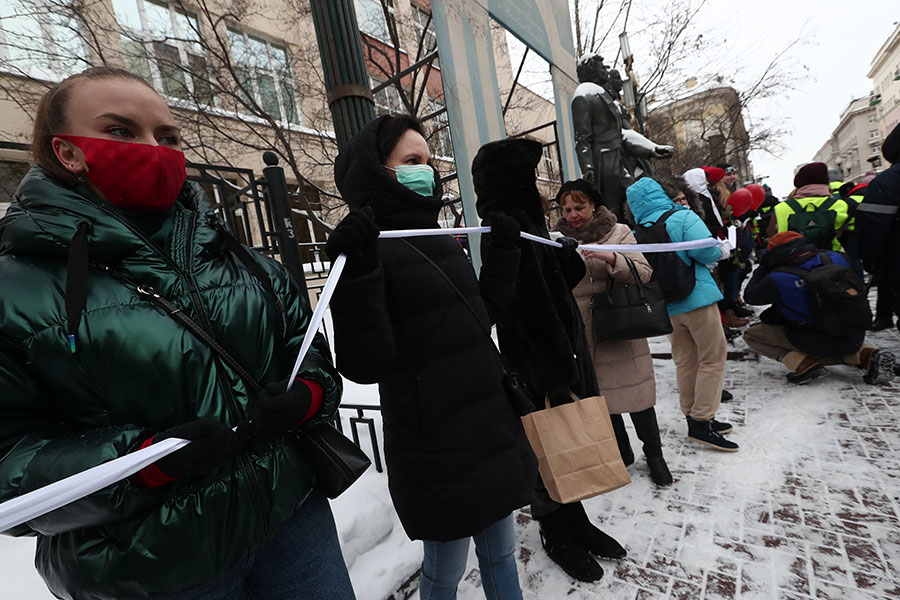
[0,67,354,599]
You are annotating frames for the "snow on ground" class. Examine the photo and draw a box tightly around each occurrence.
[3,304,899,599]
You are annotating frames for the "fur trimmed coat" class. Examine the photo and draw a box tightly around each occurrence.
[553,209,658,414]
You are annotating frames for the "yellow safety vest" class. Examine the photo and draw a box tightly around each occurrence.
[774,196,849,251]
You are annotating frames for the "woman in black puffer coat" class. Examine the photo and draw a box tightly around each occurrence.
[326,115,537,600]
[472,138,626,585]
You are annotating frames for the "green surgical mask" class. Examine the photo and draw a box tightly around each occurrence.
[389,164,435,197]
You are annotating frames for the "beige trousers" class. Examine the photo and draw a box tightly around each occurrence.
[743,323,871,370]
[668,303,727,420]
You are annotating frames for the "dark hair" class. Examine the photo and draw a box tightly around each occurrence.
[654,174,705,218]
[31,67,156,187]
[376,113,427,165]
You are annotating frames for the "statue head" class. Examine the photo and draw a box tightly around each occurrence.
[605,69,623,98]
[576,54,609,86]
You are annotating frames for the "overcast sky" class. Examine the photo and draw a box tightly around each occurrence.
[506,0,899,197]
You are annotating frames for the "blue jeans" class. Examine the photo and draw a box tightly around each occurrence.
[419,513,522,600]
[150,490,356,600]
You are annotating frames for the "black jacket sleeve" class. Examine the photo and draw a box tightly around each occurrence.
[479,238,521,325]
[856,167,900,268]
[329,264,398,384]
[743,265,780,307]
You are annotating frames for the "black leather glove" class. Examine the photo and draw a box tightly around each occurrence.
[153,418,240,479]
[485,213,521,250]
[325,209,379,276]
[249,379,313,440]
[556,236,579,255]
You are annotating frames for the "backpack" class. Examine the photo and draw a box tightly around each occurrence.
[633,209,696,302]
[778,253,872,336]
[784,197,838,249]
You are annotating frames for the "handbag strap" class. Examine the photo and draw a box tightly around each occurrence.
[399,239,492,337]
[398,239,520,372]
[94,263,264,395]
[605,255,647,304]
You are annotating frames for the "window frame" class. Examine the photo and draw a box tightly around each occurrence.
[226,26,302,126]
[113,0,210,104]
[0,0,88,81]
[355,0,398,47]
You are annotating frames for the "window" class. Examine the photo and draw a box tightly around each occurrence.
[411,6,438,61]
[227,28,301,125]
[112,0,210,104]
[870,129,880,140]
[371,79,404,116]
[869,113,877,123]
[355,0,396,44]
[426,98,453,158]
[539,143,560,183]
[0,0,87,79]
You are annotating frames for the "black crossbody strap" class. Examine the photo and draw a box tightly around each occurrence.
[94,264,263,395]
[399,239,492,337]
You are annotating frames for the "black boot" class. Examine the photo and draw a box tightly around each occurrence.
[611,413,634,466]
[560,502,627,559]
[537,508,604,582]
[686,416,739,451]
[630,408,673,487]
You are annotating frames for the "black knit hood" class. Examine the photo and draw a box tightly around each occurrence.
[333,115,443,229]
[883,123,900,164]
[472,138,545,224]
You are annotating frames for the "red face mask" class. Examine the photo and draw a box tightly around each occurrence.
[56,135,187,213]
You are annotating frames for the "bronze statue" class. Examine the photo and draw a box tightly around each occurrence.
[572,55,673,220]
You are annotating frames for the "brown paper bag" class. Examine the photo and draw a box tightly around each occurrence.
[521,394,631,503]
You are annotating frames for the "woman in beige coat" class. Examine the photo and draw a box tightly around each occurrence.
[552,179,673,487]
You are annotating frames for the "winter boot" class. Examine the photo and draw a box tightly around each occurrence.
[723,309,750,328]
[611,413,634,466]
[711,419,733,434]
[870,316,894,331]
[560,502,627,559]
[630,408,673,487]
[728,303,754,318]
[860,349,896,385]
[720,389,734,403]
[786,357,828,385]
[537,508,604,582]
[686,416,739,452]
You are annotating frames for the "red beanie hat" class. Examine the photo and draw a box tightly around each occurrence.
[793,162,829,188]
[701,166,726,184]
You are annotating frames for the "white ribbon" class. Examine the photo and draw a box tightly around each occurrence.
[0,226,726,532]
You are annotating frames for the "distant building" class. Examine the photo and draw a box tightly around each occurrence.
[645,86,753,183]
[868,21,900,142]
[809,95,880,182]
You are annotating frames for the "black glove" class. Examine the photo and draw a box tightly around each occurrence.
[556,236,579,255]
[154,418,240,479]
[325,209,379,276]
[582,169,595,184]
[485,213,521,250]
[547,389,576,407]
[249,379,313,440]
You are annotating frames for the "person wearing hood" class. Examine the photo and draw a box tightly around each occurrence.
[626,178,738,452]
[550,179,673,488]
[683,167,726,239]
[857,123,900,335]
[0,68,352,599]
[742,232,895,385]
[325,114,537,600]
[472,138,627,584]
[769,162,850,251]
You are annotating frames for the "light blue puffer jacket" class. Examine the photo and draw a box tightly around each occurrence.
[626,178,724,317]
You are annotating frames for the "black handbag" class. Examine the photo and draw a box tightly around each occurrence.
[591,255,673,342]
[97,230,371,499]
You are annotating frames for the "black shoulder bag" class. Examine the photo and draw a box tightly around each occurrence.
[98,228,370,499]
[591,255,673,342]
[399,239,535,416]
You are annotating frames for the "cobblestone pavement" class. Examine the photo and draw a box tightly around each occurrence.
[488,326,900,600]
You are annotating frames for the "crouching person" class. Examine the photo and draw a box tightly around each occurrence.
[743,232,895,384]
